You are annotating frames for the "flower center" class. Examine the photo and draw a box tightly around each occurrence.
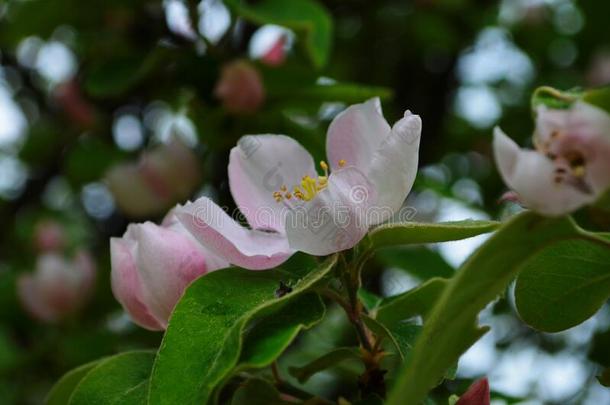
[540,131,591,193]
[273,159,346,202]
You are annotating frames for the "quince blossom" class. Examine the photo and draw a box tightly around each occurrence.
[176,98,421,257]
[494,101,610,216]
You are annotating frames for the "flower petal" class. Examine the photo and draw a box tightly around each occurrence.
[130,223,208,326]
[536,101,610,195]
[17,275,57,322]
[326,98,391,172]
[366,111,422,225]
[175,197,294,270]
[163,208,230,272]
[285,167,377,255]
[106,164,169,217]
[228,135,316,232]
[110,237,164,331]
[493,127,595,216]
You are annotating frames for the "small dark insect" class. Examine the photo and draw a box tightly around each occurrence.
[275,281,293,298]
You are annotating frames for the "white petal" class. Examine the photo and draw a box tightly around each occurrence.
[228,135,316,232]
[130,222,208,326]
[285,167,377,255]
[493,127,595,216]
[175,197,294,270]
[326,97,392,173]
[163,209,230,272]
[366,111,422,225]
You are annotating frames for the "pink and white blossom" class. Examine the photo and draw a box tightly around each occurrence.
[176,98,421,257]
[106,137,201,218]
[33,220,65,252]
[110,210,228,330]
[18,251,96,323]
[494,101,610,216]
[214,60,265,114]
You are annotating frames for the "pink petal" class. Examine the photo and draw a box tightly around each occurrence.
[17,274,57,322]
[285,167,378,255]
[228,135,316,232]
[35,254,84,316]
[174,197,293,270]
[493,127,595,216]
[110,237,164,331]
[537,101,610,195]
[367,111,421,225]
[73,250,96,297]
[261,35,286,66]
[326,98,391,173]
[130,222,208,326]
[456,378,490,405]
[163,209,230,272]
[105,164,170,218]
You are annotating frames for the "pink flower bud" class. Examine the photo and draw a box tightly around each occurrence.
[261,35,287,67]
[587,51,610,87]
[17,251,96,323]
[105,137,201,218]
[215,60,265,114]
[54,80,96,129]
[456,378,490,405]
[110,211,228,330]
[33,220,64,252]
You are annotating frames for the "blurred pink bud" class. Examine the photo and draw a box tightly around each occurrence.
[54,80,96,129]
[34,220,64,252]
[110,211,228,330]
[587,50,610,87]
[261,35,287,67]
[17,251,96,323]
[215,60,265,114]
[456,378,490,405]
[105,137,201,218]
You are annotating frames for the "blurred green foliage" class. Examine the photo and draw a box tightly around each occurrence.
[1,0,609,403]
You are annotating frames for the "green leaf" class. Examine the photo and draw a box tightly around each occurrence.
[376,246,454,280]
[387,212,604,405]
[583,86,610,115]
[288,347,361,383]
[64,137,125,186]
[531,86,581,110]
[383,322,421,361]
[358,288,383,312]
[290,83,393,103]
[230,378,292,405]
[515,239,610,332]
[367,220,499,250]
[375,278,448,328]
[148,256,337,405]
[225,0,332,68]
[69,351,155,405]
[84,50,162,97]
[362,315,408,360]
[46,360,100,405]
[238,293,326,369]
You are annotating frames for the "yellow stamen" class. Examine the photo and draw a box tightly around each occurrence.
[572,166,586,178]
[320,160,329,177]
[272,158,346,203]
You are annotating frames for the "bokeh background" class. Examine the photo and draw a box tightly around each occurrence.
[1,0,609,403]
